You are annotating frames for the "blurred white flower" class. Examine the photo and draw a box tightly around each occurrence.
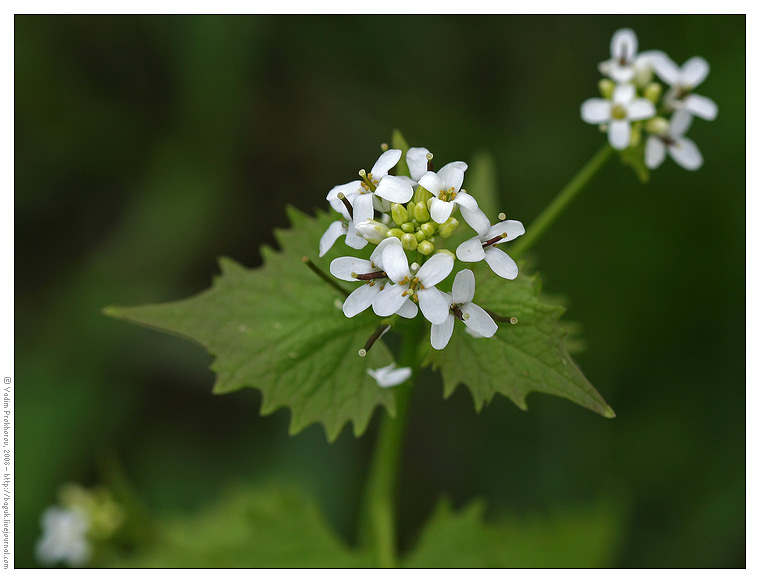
[654,55,718,121]
[35,506,90,567]
[581,83,655,149]
[645,110,703,171]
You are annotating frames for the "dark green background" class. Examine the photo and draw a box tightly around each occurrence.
[15,14,745,567]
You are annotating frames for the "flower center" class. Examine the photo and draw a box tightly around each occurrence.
[358,169,378,193]
[611,104,628,120]
[482,232,508,249]
[438,187,457,202]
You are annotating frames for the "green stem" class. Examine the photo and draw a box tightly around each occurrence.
[510,143,614,258]
[359,321,422,567]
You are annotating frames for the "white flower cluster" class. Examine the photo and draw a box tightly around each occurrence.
[35,482,125,568]
[581,28,718,171]
[320,146,524,385]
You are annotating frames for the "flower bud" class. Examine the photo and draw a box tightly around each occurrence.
[438,217,459,238]
[414,230,426,242]
[417,240,435,255]
[630,123,642,147]
[355,220,389,244]
[387,228,405,240]
[401,233,418,251]
[413,201,430,222]
[391,203,409,225]
[413,184,432,205]
[401,222,416,233]
[598,79,615,100]
[635,66,654,88]
[643,82,662,104]
[420,222,437,238]
[646,116,669,136]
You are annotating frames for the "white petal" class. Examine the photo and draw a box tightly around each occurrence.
[683,94,718,121]
[636,50,670,72]
[453,191,479,210]
[396,298,419,319]
[381,239,411,283]
[452,269,475,304]
[645,136,667,169]
[484,247,518,280]
[319,221,347,257]
[609,63,635,84]
[326,180,362,201]
[352,193,374,224]
[608,119,631,150]
[417,253,454,287]
[680,56,710,88]
[370,236,401,267]
[669,109,693,137]
[430,198,454,223]
[669,137,703,170]
[406,147,431,182]
[437,162,466,192]
[612,83,635,105]
[344,223,369,250]
[330,257,374,281]
[375,175,414,203]
[431,315,455,350]
[417,171,443,195]
[372,282,409,317]
[417,287,451,325]
[461,302,498,338]
[580,99,611,124]
[486,219,525,243]
[370,149,401,178]
[460,206,491,235]
[627,98,655,121]
[610,28,638,62]
[343,284,381,318]
[456,237,486,262]
[367,363,412,388]
[651,54,680,86]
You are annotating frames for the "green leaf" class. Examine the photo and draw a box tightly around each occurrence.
[391,128,411,177]
[402,497,623,568]
[104,207,396,441]
[110,484,370,567]
[465,150,500,221]
[428,264,614,418]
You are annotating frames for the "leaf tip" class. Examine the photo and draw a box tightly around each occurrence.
[602,406,616,419]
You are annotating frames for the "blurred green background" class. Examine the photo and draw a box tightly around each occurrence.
[15,14,745,567]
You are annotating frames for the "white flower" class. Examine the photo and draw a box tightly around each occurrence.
[373,247,454,325]
[645,110,703,171]
[367,363,412,388]
[330,237,418,319]
[653,55,718,121]
[35,506,91,567]
[417,162,479,223]
[431,270,497,350]
[598,28,639,83]
[456,213,524,280]
[326,149,414,228]
[598,28,667,86]
[581,83,656,150]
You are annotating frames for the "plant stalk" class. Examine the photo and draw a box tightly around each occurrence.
[359,321,422,567]
[510,143,614,258]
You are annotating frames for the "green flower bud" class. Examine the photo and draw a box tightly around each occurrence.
[414,230,426,242]
[438,217,459,238]
[387,228,405,240]
[630,123,642,147]
[635,66,654,88]
[391,203,409,225]
[417,240,435,255]
[401,233,418,251]
[646,116,669,136]
[413,184,432,205]
[413,201,430,222]
[401,222,416,233]
[599,79,615,100]
[420,222,437,238]
[644,82,662,104]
